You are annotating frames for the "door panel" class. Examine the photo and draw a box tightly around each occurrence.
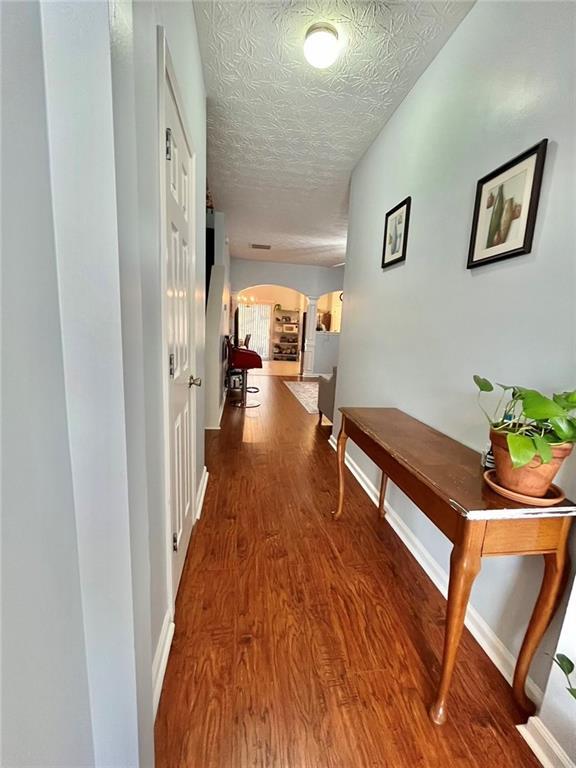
[165,76,196,597]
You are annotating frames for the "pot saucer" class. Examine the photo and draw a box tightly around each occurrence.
[483,470,565,506]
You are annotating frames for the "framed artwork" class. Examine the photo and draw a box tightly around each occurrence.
[382,196,411,270]
[467,139,548,269]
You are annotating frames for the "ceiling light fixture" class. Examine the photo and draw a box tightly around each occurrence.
[303,23,341,69]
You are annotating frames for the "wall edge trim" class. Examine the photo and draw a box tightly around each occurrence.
[517,717,575,768]
[206,395,226,431]
[152,610,175,717]
[195,466,209,521]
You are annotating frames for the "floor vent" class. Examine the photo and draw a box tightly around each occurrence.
[250,243,271,250]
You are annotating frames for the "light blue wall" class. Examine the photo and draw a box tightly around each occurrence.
[2,2,208,761]
[231,257,344,297]
[206,210,230,427]
[1,4,94,763]
[314,333,340,375]
[334,0,576,697]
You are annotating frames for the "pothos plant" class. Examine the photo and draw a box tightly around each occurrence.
[473,376,576,468]
[552,653,576,701]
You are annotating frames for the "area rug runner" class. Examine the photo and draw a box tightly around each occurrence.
[283,380,319,414]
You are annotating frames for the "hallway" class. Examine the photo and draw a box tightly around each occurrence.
[154,376,538,767]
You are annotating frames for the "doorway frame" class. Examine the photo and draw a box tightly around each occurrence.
[157,26,198,618]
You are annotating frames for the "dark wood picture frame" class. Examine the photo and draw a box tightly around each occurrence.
[381,196,411,270]
[467,139,548,269]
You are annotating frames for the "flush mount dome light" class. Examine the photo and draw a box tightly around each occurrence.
[303,23,341,69]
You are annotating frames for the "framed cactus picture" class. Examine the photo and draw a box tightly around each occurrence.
[382,196,411,270]
[467,139,548,268]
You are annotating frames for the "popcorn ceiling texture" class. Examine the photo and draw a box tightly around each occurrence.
[194,1,472,266]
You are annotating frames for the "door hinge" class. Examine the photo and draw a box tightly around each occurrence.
[165,127,172,160]
[172,533,178,552]
[169,352,175,378]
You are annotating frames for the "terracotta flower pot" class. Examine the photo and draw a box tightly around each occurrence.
[490,428,573,498]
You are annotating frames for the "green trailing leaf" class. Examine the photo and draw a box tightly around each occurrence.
[473,375,493,392]
[549,416,576,443]
[555,653,575,676]
[533,435,553,464]
[507,433,537,469]
[551,654,576,701]
[555,390,576,407]
[553,393,574,410]
[496,383,515,391]
[521,390,567,420]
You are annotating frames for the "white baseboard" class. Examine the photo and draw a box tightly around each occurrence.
[195,466,209,522]
[152,468,208,717]
[517,717,575,768]
[328,436,543,707]
[205,398,226,430]
[152,609,175,717]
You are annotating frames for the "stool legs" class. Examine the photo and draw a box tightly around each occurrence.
[231,370,260,409]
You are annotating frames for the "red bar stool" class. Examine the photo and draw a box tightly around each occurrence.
[227,341,262,408]
[242,334,260,394]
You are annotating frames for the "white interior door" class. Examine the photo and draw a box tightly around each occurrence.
[163,64,197,598]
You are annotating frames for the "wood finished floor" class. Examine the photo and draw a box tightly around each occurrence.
[252,360,301,377]
[155,375,538,768]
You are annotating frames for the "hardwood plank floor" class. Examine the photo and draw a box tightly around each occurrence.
[251,360,301,377]
[155,374,538,767]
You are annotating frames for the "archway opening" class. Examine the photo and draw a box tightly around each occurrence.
[317,291,343,333]
[234,284,307,374]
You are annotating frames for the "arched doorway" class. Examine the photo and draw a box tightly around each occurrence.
[317,290,343,333]
[313,291,342,376]
[234,284,307,374]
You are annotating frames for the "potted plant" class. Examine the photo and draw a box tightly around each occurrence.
[473,375,576,497]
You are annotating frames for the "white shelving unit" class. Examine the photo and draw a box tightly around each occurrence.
[272,309,300,362]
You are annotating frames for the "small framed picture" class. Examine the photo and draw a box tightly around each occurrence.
[467,140,547,269]
[382,197,411,270]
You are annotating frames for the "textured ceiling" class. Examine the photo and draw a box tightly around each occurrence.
[194,1,473,266]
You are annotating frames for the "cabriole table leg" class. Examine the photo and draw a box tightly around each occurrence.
[333,422,348,520]
[378,473,388,519]
[512,541,571,713]
[430,523,484,725]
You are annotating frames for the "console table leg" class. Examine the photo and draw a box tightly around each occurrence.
[333,423,348,520]
[430,524,483,725]
[512,542,570,714]
[378,473,388,519]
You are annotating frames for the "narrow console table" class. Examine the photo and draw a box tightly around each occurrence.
[333,408,576,725]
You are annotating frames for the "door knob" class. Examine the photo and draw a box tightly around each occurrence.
[188,376,202,388]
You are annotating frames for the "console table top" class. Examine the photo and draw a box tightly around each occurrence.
[340,407,576,520]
